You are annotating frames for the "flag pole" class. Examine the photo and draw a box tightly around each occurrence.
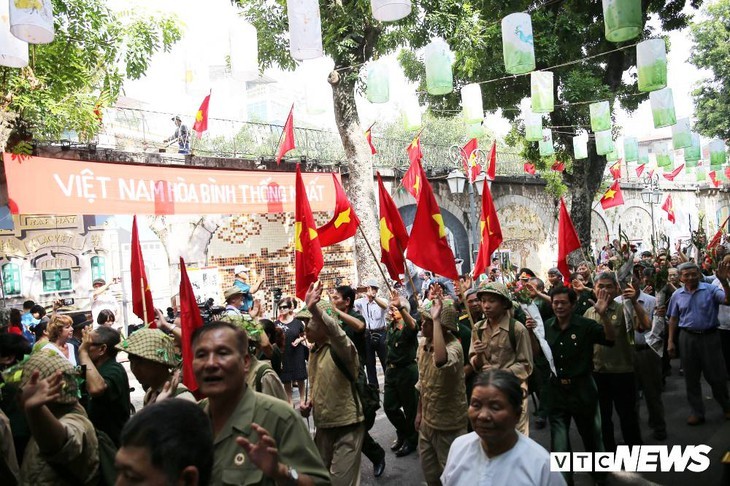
[140,278,148,325]
[357,225,393,293]
[395,241,421,306]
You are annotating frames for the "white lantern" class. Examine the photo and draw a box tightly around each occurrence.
[424,38,453,95]
[300,57,333,115]
[531,71,553,113]
[9,0,53,44]
[539,129,554,157]
[501,13,535,75]
[461,83,483,124]
[0,0,27,68]
[672,117,692,150]
[636,39,667,92]
[573,135,588,160]
[649,88,676,129]
[370,0,411,22]
[229,21,259,81]
[366,60,389,103]
[288,0,323,61]
[402,97,421,131]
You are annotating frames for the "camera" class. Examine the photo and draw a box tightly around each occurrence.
[198,298,225,324]
[56,298,75,306]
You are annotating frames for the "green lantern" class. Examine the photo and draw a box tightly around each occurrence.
[366,60,389,103]
[606,149,619,162]
[672,118,692,150]
[602,0,642,43]
[461,83,483,124]
[539,129,554,156]
[501,13,535,75]
[684,132,701,163]
[623,137,638,162]
[595,130,614,156]
[654,142,672,168]
[573,135,588,160]
[696,167,706,182]
[636,39,667,92]
[467,122,483,138]
[710,138,727,166]
[639,146,650,165]
[650,88,676,128]
[589,101,611,132]
[424,38,453,95]
[531,71,553,113]
[402,97,421,131]
[522,101,542,141]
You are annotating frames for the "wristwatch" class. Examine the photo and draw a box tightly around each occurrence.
[286,466,299,485]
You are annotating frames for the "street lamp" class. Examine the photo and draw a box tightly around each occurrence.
[448,145,486,263]
[446,169,466,194]
[640,173,662,253]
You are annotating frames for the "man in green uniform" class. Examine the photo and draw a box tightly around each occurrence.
[383,292,419,458]
[537,286,616,486]
[456,289,481,404]
[192,320,329,485]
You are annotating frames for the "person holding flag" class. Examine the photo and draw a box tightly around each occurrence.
[163,115,190,154]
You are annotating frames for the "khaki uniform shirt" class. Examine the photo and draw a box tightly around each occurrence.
[469,314,533,382]
[585,301,635,373]
[143,383,196,407]
[417,335,467,431]
[246,357,288,402]
[208,388,329,485]
[20,404,100,486]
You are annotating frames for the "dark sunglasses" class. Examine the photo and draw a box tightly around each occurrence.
[279,305,291,310]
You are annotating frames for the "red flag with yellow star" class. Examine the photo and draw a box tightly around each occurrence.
[178,257,203,392]
[710,170,721,188]
[295,164,323,299]
[192,92,210,139]
[365,124,377,155]
[131,215,156,327]
[402,157,425,201]
[276,105,295,165]
[473,176,502,279]
[708,215,730,249]
[486,141,497,180]
[461,138,480,183]
[406,132,423,166]
[599,180,624,210]
[661,194,675,224]
[405,171,458,280]
[317,174,360,247]
[609,160,622,180]
[377,172,409,280]
[662,164,684,181]
[558,198,581,286]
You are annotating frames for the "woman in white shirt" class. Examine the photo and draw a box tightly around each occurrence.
[441,370,566,486]
[41,314,77,366]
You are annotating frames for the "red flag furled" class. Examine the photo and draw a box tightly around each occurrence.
[276,105,295,164]
[599,180,625,210]
[406,132,423,166]
[178,257,203,393]
[402,157,425,201]
[523,162,536,175]
[473,176,503,278]
[317,174,360,247]
[130,216,156,327]
[377,172,410,280]
[661,194,675,224]
[557,198,581,286]
[294,164,323,299]
[609,160,622,180]
[708,216,730,249]
[636,163,646,178]
[405,171,458,280]
[551,160,566,172]
[725,167,730,180]
[461,138,480,183]
[486,141,497,180]
[648,169,655,179]
[662,164,684,181]
[192,92,211,139]
[709,170,721,187]
[365,124,377,155]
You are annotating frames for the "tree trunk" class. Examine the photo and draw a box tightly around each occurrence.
[569,148,606,260]
[329,71,381,284]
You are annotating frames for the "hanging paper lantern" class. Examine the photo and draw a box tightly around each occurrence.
[0,1,28,68]
[229,21,259,81]
[684,132,701,163]
[366,60,390,103]
[573,135,588,160]
[461,83,483,124]
[650,88,676,128]
[589,101,611,132]
[601,0,642,43]
[710,138,727,167]
[595,130,614,156]
[639,146,650,165]
[370,0,411,22]
[539,129,554,157]
[501,13,535,75]
[606,149,619,162]
[531,71,553,113]
[300,57,334,116]
[623,137,638,162]
[402,97,421,131]
[636,39,667,92]
[654,142,672,168]
[696,167,706,182]
[521,99,542,142]
[672,118,692,150]
[288,0,323,61]
[468,122,484,138]
[8,0,53,44]
[424,38,453,95]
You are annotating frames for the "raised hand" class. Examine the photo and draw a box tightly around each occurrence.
[21,371,63,410]
[716,260,730,281]
[156,369,181,402]
[525,281,539,298]
[593,288,611,315]
[304,281,323,310]
[622,283,638,302]
[235,424,281,479]
[572,279,586,293]
[429,296,442,321]
[79,326,94,353]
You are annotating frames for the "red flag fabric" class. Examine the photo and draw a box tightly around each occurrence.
[406,133,423,166]
[648,169,655,179]
[709,170,721,187]
[725,167,730,180]
[130,216,156,327]
[276,105,295,164]
[192,92,211,139]
[609,160,621,180]
[661,194,676,224]
[377,172,410,280]
[523,162,536,175]
[662,164,684,181]
[405,172,458,280]
[599,180,624,210]
[636,163,646,178]
[294,164,323,299]
[317,174,360,247]
[461,138,480,183]
[551,161,565,172]
[486,141,497,180]
[708,216,730,249]
[402,158,425,201]
[557,198,581,286]
[473,176,503,278]
[178,257,203,393]
[365,124,377,155]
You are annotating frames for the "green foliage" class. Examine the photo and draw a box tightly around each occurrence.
[0,0,182,143]
[378,112,495,147]
[690,0,730,139]
[542,169,568,199]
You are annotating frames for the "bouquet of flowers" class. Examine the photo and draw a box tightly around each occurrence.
[506,280,532,305]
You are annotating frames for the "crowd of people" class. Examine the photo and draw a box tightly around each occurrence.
[1,240,730,486]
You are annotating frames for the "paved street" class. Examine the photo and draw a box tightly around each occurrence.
[122,356,729,485]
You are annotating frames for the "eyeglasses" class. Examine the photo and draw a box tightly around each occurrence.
[279,305,291,310]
